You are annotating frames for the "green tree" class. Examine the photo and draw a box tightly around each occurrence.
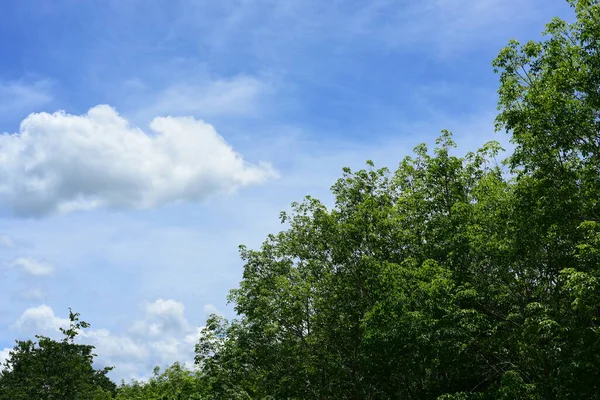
[195,134,513,399]
[195,1,600,398]
[491,1,600,398]
[0,309,116,400]
[116,362,204,400]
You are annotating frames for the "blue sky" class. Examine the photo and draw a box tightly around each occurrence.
[0,0,573,381]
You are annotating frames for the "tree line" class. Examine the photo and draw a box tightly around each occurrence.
[2,0,600,398]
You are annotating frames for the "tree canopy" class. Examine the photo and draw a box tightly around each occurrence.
[0,309,116,400]
[116,362,204,400]
[195,1,600,398]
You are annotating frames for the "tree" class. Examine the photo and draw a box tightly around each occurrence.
[492,0,600,397]
[195,134,514,399]
[195,1,600,398]
[116,362,204,400]
[0,309,116,400]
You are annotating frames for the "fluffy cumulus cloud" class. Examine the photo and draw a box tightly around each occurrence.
[144,298,190,334]
[0,105,276,217]
[13,305,69,334]
[87,298,206,380]
[12,257,54,277]
[82,329,149,364]
[10,300,210,381]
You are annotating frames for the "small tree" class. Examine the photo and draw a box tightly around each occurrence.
[0,308,116,400]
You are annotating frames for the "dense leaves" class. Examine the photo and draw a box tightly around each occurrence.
[195,1,600,398]
[116,363,204,400]
[195,134,513,399]
[0,309,116,400]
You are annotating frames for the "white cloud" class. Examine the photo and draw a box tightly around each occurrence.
[82,329,149,362]
[184,326,206,345]
[0,105,277,217]
[93,299,204,381]
[136,75,270,121]
[202,303,222,317]
[12,257,54,277]
[13,305,69,334]
[0,347,11,366]
[372,0,540,53]
[0,234,16,248]
[168,0,565,60]
[16,288,47,301]
[149,338,185,364]
[144,298,190,334]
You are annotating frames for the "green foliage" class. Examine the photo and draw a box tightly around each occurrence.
[0,309,116,400]
[195,133,512,399]
[194,2,600,398]
[116,362,204,400]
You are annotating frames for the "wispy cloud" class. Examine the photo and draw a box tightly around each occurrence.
[12,257,54,277]
[160,0,568,58]
[16,288,47,301]
[0,80,53,116]
[0,234,16,248]
[131,75,271,122]
[369,0,559,55]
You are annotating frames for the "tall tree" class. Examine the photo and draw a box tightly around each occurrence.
[491,0,600,397]
[196,134,515,399]
[196,1,600,399]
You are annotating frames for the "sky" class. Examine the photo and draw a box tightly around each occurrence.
[0,0,574,382]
